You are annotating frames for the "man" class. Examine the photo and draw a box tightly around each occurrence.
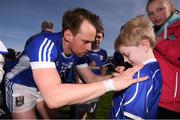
[5,8,148,119]
[71,22,109,119]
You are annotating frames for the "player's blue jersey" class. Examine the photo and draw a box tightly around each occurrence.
[111,59,162,119]
[86,49,109,75]
[5,32,87,87]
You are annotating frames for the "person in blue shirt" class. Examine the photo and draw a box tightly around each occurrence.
[71,23,109,119]
[5,8,148,119]
[24,20,54,48]
[111,15,162,119]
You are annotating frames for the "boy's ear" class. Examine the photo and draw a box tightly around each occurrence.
[139,39,150,52]
[63,30,73,42]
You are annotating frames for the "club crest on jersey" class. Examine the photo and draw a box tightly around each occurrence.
[55,60,59,66]
[15,96,24,106]
[100,55,103,60]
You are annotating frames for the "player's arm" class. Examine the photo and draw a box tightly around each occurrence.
[32,68,106,108]
[33,64,148,109]
[76,66,111,83]
[28,37,148,109]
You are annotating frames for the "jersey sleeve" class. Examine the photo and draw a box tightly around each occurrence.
[76,57,88,68]
[101,49,109,67]
[26,37,58,69]
[0,40,8,54]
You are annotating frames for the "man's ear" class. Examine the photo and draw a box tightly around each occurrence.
[139,39,150,52]
[63,30,73,42]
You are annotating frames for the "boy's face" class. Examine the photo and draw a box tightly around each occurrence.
[147,0,172,26]
[91,32,103,49]
[119,45,145,66]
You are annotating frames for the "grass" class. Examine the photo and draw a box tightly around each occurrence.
[94,91,114,119]
[58,91,114,119]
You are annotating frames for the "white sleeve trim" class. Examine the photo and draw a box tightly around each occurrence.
[102,62,109,67]
[30,61,56,69]
[124,111,144,120]
[76,63,88,68]
[0,41,8,53]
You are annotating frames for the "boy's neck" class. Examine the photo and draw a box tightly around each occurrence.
[143,49,156,64]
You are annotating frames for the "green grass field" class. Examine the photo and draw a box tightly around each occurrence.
[58,91,114,119]
[95,91,114,119]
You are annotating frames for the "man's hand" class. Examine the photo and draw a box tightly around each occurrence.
[111,64,148,91]
[111,66,126,77]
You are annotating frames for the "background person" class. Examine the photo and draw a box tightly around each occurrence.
[146,0,180,118]
[25,20,54,48]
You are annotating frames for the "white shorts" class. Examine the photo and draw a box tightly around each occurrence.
[5,80,43,113]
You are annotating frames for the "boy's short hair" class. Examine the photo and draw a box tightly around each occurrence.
[114,15,156,50]
[96,19,104,37]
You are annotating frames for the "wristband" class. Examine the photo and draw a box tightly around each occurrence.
[103,79,116,92]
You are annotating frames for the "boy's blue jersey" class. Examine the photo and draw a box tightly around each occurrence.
[111,59,162,119]
[5,32,87,87]
[86,49,109,75]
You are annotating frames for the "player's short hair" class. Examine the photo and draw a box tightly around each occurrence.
[62,8,102,36]
[114,15,156,50]
[41,21,53,32]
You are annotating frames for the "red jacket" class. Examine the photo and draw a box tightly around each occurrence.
[154,11,180,113]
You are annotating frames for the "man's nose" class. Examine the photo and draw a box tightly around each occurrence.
[86,43,91,51]
[123,56,129,63]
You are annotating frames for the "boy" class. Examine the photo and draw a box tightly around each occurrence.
[111,15,162,119]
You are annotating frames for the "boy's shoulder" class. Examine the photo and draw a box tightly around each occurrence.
[134,61,160,78]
